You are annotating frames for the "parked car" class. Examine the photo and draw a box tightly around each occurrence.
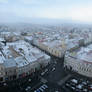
[25,86,31,92]
[41,69,48,76]
[88,85,92,90]
[39,87,44,92]
[76,84,83,90]
[65,82,71,88]
[41,85,46,90]
[43,84,48,88]
[71,79,78,84]
[70,86,76,90]
[82,88,88,92]
[34,84,48,92]
[52,67,55,71]
[81,81,87,85]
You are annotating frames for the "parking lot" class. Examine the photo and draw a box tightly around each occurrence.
[62,75,92,92]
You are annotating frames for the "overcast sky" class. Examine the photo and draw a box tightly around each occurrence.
[0,0,92,23]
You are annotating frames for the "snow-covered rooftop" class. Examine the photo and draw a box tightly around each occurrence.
[15,56,29,67]
[4,58,16,68]
[0,40,50,68]
[68,44,92,64]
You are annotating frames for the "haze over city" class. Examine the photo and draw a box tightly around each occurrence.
[0,0,92,23]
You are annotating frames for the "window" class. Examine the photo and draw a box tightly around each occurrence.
[0,77,3,81]
[6,72,7,75]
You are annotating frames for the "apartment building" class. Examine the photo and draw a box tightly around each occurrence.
[0,40,50,82]
[64,44,92,77]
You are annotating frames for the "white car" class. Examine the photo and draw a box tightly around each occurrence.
[25,86,31,92]
[71,79,78,84]
[52,67,55,71]
[43,84,48,88]
[41,85,46,90]
[39,87,44,92]
[76,84,83,90]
